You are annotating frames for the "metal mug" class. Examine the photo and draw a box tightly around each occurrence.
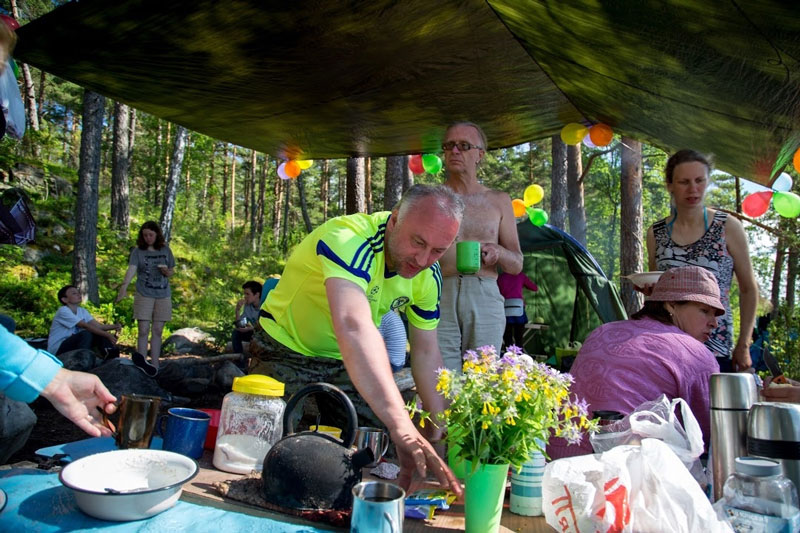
[351,481,404,533]
[100,394,162,449]
[353,427,389,468]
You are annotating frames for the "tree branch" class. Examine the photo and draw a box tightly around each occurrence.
[578,144,618,185]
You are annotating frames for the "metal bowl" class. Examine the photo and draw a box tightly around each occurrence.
[59,449,198,521]
[623,271,664,288]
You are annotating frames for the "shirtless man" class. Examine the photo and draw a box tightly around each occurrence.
[437,122,524,370]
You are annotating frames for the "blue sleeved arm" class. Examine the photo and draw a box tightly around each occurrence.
[0,324,63,403]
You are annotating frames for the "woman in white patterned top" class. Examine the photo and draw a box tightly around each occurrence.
[646,149,758,372]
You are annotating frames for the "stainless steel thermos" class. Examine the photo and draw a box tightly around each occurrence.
[747,401,800,496]
[710,373,758,501]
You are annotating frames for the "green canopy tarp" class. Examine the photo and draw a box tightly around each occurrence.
[13,0,800,184]
[517,221,626,357]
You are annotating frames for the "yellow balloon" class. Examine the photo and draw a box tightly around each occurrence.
[560,123,588,145]
[512,199,526,217]
[523,184,544,207]
[297,159,313,169]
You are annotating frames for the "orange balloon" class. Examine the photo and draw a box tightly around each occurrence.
[512,199,526,217]
[589,124,613,146]
[794,147,800,174]
[285,160,301,178]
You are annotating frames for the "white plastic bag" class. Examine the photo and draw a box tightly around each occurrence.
[589,394,707,487]
[543,439,732,533]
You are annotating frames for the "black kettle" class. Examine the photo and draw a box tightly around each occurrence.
[261,382,375,510]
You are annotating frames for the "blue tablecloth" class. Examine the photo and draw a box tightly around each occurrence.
[0,469,330,532]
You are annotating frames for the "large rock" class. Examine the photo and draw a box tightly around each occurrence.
[57,349,100,372]
[91,358,170,399]
[164,328,215,355]
[155,359,215,397]
[9,163,72,197]
[214,361,245,390]
[0,394,37,464]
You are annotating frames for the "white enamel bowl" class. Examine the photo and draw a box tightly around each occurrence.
[624,271,664,288]
[59,449,198,521]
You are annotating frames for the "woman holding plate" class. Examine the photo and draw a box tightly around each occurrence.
[646,149,758,372]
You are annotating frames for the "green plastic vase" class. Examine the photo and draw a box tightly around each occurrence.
[464,460,510,533]
[447,443,467,479]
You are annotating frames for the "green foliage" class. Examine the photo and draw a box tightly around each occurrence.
[768,303,800,380]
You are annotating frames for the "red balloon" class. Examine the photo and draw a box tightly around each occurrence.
[0,15,19,31]
[741,191,772,218]
[408,154,424,175]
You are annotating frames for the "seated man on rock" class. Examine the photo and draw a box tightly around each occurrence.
[48,285,121,358]
[252,184,463,495]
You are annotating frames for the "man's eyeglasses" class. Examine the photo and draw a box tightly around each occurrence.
[441,141,484,152]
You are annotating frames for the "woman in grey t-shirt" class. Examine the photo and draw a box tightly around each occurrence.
[115,221,175,371]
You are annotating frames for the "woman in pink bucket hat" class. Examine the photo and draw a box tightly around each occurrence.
[548,266,723,459]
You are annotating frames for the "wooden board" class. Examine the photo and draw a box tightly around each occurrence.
[181,450,555,532]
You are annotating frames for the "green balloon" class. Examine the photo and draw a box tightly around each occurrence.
[422,154,442,174]
[528,208,548,226]
[773,191,800,218]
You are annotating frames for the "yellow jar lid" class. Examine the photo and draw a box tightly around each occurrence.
[232,374,285,397]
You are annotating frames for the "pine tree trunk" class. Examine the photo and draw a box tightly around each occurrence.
[771,236,785,316]
[550,135,568,230]
[346,157,366,214]
[272,177,283,243]
[36,70,46,127]
[73,90,105,304]
[160,125,189,242]
[321,160,330,222]
[281,180,291,253]
[256,155,267,250]
[567,144,586,244]
[620,139,643,315]
[402,156,414,192]
[384,155,405,210]
[221,144,229,219]
[365,157,373,214]
[111,102,132,236]
[786,219,798,310]
[296,175,313,233]
[249,150,257,250]
[230,146,237,230]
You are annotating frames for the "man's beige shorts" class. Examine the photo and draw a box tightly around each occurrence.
[133,292,172,322]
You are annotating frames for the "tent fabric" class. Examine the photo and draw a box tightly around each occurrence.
[516,221,626,356]
[13,0,800,184]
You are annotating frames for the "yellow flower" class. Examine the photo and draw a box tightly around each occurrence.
[482,421,489,430]
[505,416,516,426]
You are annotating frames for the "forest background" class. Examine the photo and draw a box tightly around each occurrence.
[1,0,798,374]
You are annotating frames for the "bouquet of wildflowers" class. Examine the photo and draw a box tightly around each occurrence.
[432,345,596,470]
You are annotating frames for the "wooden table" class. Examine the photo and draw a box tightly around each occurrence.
[183,450,555,532]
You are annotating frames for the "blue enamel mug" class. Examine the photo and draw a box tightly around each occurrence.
[157,407,211,459]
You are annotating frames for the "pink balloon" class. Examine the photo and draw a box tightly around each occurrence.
[741,191,772,218]
[582,133,596,148]
[277,162,290,180]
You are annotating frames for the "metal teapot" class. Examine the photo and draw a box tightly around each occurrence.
[261,382,374,510]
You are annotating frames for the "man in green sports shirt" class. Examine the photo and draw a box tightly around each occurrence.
[255,184,463,496]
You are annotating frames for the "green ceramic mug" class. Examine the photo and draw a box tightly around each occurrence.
[456,241,481,274]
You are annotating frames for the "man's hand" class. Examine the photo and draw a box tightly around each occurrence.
[40,368,117,437]
[236,298,245,312]
[480,242,502,267]
[393,426,462,498]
